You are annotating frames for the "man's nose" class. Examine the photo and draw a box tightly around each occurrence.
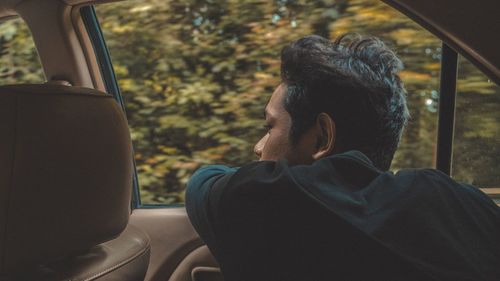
[254,135,266,158]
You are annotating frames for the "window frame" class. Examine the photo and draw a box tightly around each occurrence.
[81,5,142,209]
[436,43,458,175]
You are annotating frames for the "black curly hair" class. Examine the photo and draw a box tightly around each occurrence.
[280,34,409,171]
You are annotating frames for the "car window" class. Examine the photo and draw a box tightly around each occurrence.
[452,56,500,204]
[95,0,441,205]
[0,17,45,85]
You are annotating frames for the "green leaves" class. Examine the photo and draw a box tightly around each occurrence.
[0,18,45,85]
[93,0,500,202]
[95,0,441,203]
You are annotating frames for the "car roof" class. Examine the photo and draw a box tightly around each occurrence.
[384,0,499,84]
[1,0,499,84]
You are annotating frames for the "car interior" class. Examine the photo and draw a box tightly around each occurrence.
[0,0,498,280]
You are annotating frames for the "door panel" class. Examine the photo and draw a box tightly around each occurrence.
[130,208,222,281]
[169,246,222,281]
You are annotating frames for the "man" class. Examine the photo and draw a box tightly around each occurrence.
[186,34,500,281]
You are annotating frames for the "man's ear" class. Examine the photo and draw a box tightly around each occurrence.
[312,112,335,160]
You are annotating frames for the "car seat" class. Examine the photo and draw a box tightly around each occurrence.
[0,83,150,281]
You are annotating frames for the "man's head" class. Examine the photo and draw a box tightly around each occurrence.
[254,34,409,171]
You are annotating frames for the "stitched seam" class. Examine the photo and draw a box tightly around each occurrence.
[74,243,151,281]
[1,95,19,272]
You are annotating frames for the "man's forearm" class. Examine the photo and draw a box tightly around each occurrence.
[185,165,237,252]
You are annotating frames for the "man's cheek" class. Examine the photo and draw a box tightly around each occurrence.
[267,140,290,161]
[260,140,278,161]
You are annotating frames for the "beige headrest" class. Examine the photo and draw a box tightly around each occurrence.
[0,84,133,274]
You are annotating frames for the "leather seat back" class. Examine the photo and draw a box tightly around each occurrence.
[0,84,134,276]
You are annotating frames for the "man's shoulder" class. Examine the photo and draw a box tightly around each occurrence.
[413,168,493,197]
[394,168,500,214]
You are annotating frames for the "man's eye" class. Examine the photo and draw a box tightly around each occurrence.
[263,124,272,133]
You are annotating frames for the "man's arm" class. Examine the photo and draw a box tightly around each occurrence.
[186,159,315,259]
[185,152,377,247]
[185,165,237,254]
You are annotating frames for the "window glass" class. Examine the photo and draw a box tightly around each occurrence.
[452,56,500,201]
[0,17,45,85]
[96,0,441,204]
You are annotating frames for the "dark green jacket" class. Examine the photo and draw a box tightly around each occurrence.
[186,151,500,281]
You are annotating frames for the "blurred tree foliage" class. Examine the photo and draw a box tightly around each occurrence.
[92,0,500,201]
[453,57,500,187]
[95,0,447,204]
[1,0,498,204]
[0,18,44,84]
